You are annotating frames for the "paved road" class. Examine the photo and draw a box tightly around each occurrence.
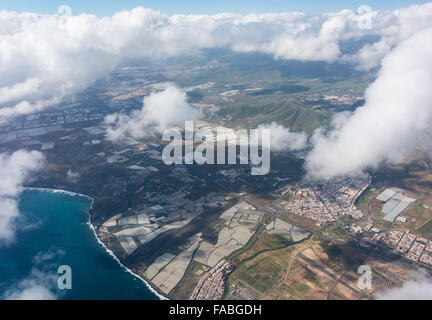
[192,168,347,246]
[296,252,361,296]
[191,168,429,298]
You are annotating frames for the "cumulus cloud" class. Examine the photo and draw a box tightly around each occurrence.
[347,3,432,71]
[105,86,199,141]
[66,169,80,180]
[0,12,117,121]
[305,26,432,179]
[2,4,432,120]
[3,248,64,300]
[0,150,45,245]
[376,269,432,300]
[3,268,57,300]
[0,5,432,178]
[256,122,307,152]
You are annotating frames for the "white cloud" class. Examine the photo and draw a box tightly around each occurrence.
[376,269,432,300]
[256,122,307,152]
[305,26,432,179]
[1,4,432,120]
[3,248,64,300]
[66,169,80,180]
[0,5,432,178]
[344,3,432,70]
[5,282,56,300]
[0,77,40,104]
[0,150,45,246]
[105,86,199,141]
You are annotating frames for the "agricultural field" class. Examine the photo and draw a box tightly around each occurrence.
[355,157,432,238]
[226,235,412,300]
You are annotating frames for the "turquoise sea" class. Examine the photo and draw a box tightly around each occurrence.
[0,189,160,300]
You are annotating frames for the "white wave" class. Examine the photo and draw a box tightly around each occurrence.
[86,221,167,300]
[25,187,94,202]
[24,187,167,300]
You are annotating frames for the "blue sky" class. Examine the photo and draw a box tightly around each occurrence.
[0,0,429,16]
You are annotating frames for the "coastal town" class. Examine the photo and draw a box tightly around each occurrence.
[0,62,430,301]
[364,230,432,266]
[190,260,233,300]
[272,176,370,223]
[8,107,431,300]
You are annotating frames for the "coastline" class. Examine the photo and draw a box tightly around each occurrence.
[24,187,168,300]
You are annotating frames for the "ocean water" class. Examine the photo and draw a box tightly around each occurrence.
[0,189,160,300]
